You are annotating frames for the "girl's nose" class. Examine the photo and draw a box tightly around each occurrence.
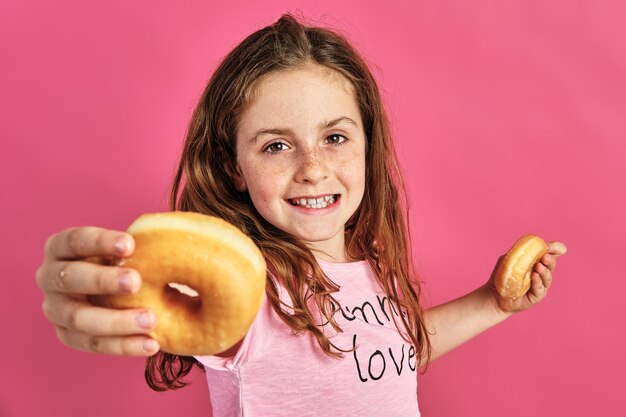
[294,148,328,184]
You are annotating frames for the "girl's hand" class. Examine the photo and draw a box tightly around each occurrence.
[35,227,160,356]
[488,241,568,313]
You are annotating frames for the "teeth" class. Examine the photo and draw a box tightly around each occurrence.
[290,195,336,209]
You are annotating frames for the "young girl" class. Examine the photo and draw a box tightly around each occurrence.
[36,14,567,416]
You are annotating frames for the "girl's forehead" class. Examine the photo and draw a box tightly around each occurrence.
[233,64,365,147]
[246,63,356,108]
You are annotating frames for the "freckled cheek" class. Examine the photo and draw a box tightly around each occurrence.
[239,157,286,202]
[335,153,366,182]
[245,175,287,211]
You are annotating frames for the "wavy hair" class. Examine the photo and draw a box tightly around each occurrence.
[145,13,431,391]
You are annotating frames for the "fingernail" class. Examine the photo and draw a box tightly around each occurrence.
[143,339,159,353]
[115,237,130,255]
[136,311,156,329]
[119,272,135,293]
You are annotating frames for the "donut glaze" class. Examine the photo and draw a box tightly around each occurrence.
[494,234,549,299]
[107,212,266,356]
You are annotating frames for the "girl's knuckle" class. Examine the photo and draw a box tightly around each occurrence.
[66,308,81,330]
[35,265,46,289]
[41,299,53,321]
[44,234,58,256]
[88,336,102,353]
[68,228,85,254]
[55,327,71,347]
[56,262,69,290]
[94,230,108,254]
[94,266,110,292]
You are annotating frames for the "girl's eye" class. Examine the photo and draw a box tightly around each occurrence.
[263,142,289,154]
[326,134,347,146]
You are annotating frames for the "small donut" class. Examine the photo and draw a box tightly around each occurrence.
[106,211,266,356]
[494,234,549,299]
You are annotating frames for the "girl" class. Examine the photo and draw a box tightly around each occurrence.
[36,14,567,416]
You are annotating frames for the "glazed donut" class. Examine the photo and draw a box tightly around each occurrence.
[494,234,549,299]
[106,211,266,356]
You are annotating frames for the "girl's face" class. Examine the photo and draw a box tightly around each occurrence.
[232,63,366,262]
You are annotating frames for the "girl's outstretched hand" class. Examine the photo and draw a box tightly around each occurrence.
[488,241,568,313]
[35,227,160,356]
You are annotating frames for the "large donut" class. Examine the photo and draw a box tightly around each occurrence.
[106,211,266,356]
[494,234,549,299]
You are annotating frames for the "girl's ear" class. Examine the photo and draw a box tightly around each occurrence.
[224,161,247,192]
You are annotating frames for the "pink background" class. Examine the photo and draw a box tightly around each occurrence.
[2,0,624,416]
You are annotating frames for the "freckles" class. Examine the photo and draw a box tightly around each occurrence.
[268,164,287,175]
[247,176,280,204]
[335,151,360,168]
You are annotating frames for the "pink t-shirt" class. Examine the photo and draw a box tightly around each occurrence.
[194,259,421,416]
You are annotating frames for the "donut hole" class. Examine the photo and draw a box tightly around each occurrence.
[164,282,202,313]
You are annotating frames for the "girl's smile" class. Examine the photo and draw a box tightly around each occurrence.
[231,63,367,262]
[286,194,339,210]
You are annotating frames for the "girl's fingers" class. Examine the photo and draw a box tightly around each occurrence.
[548,241,567,256]
[36,260,141,295]
[529,272,547,300]
[540,239,568,271]
[539,253,557,271]
[42,293,156,336]
[55,327,160,356]
[534,261,553,289]
[45,227,134,260]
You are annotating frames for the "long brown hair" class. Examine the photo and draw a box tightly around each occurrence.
[145,13,431,391]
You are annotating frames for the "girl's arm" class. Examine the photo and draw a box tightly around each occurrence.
[421,241,567,364]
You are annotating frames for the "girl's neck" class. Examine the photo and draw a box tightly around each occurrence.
[310,230,364,263]
[313,250,350,263]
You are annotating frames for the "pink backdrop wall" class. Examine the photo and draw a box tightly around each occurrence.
[2,0,624,416]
